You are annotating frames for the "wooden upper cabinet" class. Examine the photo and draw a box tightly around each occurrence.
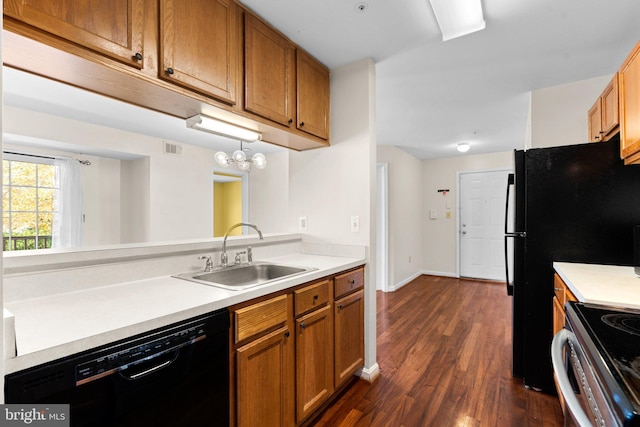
[3,0,145,68]
[244,12,295,127]
[588,99,603,142]
[588,74,619,143]
[159,0,238,105]
[601,75,619,136]
[620,40,640,164]
[297,49,330,140]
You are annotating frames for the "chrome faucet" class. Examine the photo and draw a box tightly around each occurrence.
[221,223,263,267]
[198,255,214,272]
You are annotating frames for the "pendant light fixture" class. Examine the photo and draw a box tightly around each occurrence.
[215,141,267,171]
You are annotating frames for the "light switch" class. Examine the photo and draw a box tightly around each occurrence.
[351,215,360,232]
[299,216,307,232]
[429,209,437,219]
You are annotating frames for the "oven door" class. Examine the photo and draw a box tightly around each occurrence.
[552,328,618,427]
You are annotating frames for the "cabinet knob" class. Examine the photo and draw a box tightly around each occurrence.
[133,52,143,61]
[338,304,343,311]
[313,294,319,301]
[284,331,290,338]
[300,322,306,329]
[288,119,293,125]
[299,122,305,127]
[166,67,174,75]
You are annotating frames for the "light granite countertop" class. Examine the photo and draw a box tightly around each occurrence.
[553,262,640,309]
[4,253,365,375]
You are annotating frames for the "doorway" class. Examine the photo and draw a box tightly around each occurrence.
[458,169,511,281]
[376,163,389,292]
[212,171,248,237]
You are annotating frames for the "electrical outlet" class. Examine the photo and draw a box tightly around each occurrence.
[351,215,360,232]
[299,216,307,232]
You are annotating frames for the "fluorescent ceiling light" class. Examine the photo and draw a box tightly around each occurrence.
[186,114,261,142]
[429,0,486,41]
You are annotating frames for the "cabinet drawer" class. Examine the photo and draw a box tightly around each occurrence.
[234,294,288,343]
[294,280,329,317]
[334,268,364,299]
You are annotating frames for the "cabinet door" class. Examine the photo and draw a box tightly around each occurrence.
[601,74,619,138]
[588,99,602,142]
[296,305,333,423]
[160,0,238,105]
[236,326,294,427]
[4,0,144,68]
[244,13,295,127]
[620,41,640,163]
[552,296,565,337]
[297,49,330,140]
[334,289,364,387]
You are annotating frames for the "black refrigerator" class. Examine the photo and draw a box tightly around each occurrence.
[505,137,640,394]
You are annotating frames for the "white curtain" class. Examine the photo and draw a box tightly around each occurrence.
[52,158,84,248]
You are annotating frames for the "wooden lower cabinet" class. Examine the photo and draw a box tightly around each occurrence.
[231,266,365,426]
[334,288,365,388]
[236,326,295,427]
[552,273,577,336]
[296,304,334,422]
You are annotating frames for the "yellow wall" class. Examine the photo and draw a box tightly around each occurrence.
[213,180,243,237]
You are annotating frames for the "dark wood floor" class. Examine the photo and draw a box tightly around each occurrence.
[312,275,564,426]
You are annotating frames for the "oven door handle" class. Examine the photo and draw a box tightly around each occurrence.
[551,329,593,427]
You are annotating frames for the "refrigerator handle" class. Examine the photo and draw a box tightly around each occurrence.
[504,173,514,235]
[503,174,524,296]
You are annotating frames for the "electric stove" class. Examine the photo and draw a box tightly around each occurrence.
[566,302,640,426]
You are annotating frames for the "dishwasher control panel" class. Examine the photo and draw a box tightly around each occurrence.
[75,322,206,385]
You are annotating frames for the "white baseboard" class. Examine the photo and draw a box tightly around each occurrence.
[357,363,380,383]
[421,270,457,278]
[386,270,457,292]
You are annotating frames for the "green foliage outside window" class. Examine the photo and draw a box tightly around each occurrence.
[2,159,58,251]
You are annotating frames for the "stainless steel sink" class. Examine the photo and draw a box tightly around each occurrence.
[174,262,316,291]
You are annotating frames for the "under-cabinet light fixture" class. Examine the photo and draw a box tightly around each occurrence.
[429,0,486,41]
[186,114,261,142]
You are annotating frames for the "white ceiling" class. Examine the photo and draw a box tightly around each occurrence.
[4,0,640,160]
[241,0,640,158]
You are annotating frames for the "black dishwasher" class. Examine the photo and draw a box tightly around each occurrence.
[5,308,230,427]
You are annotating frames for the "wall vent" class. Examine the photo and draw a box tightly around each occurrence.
[163,141,183,156]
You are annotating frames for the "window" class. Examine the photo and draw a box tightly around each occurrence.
[2,155,58,251]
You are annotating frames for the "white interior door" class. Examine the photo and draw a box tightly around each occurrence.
[459,170,511,280]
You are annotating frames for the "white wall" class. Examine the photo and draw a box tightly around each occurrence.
[530,74,613,148]
[3,106,242,244]
[121,157,150,243]
[376,145,423,290]
[422,151,513,276]
[249,151,289,233]
[289,58,378,378]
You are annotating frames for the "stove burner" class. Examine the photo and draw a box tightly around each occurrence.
[602,313,640,336]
